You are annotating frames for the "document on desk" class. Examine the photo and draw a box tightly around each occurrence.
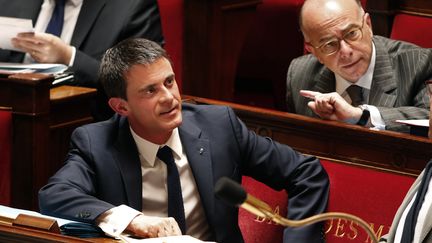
[120,235,211,243]
[396,119,429,127]
[0,205,74,226]
[0,16,34,52]
[0,62,68,74]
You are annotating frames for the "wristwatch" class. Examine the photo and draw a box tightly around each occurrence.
[356,106,370,126]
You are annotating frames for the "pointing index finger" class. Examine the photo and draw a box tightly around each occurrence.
[300,90,321,100]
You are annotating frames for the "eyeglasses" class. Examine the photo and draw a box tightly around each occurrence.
[307,13,366,56]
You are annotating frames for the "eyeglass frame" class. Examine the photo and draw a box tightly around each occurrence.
[305,12,368,56]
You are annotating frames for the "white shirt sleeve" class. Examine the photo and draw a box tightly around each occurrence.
[363,105,386,130]
[96,204,141,238]
[68,46,76,67]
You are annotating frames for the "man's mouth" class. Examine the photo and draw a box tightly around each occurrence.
[341,59,360,69]
[160,106,177,116]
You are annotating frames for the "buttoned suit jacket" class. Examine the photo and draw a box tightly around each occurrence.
[380,168,432,242]
[0,0,164,87]
[39,103,329,243]
[286,36,432,131]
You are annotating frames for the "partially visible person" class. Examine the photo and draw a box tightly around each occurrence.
[0,0,163,87]
[39,38,329,242]
[286,0,432,132]
[0,0,164,120]
[380,157,432,243]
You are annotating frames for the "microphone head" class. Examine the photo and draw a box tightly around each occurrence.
[214,177,247,206]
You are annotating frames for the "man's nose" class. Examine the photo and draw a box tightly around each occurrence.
[160,86,174,102]
[338,40,354,59]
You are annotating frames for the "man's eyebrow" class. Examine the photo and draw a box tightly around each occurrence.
[165,74,175,81]
[317,23,361,43]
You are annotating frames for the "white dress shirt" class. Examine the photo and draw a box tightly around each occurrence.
[335,42,385,130]
[23,0,82,65]
[97,127,212,240]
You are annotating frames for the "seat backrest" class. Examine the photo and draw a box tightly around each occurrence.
[0,107,12,206]
[390,13,432,48]
[235,0,305,111]
[239,160,416,243]
[322,160,416,243]
[157,0,184,88]
[239,176,287,243]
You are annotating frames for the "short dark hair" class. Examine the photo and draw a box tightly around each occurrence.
[99,38,170,99]
[299,0,363,33]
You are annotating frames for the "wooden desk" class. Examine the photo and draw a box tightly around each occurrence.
[0,73,96,210]
[0,224,116,243]
[183,95,432,175]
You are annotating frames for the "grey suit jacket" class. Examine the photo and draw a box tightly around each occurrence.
[0,0,164,87]
[286,36,432,132]
[39,103,330,243]
[381,168,432,242]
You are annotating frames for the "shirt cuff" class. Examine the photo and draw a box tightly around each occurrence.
[96,204,141,238]
[362,105,386,130]
[68,46,76,67]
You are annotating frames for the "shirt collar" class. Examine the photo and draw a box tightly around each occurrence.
[130,127,183,167]
[335,42,376,94]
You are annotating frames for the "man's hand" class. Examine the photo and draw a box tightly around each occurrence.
[11,32,72,65]
[126,214,182,238]
[300,90,363,122]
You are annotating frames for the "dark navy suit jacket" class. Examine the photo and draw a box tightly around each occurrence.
[39,103,329,243]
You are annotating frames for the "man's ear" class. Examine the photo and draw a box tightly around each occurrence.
[108,97,129,116]
[305,43,324,64]
[304,43,314,54]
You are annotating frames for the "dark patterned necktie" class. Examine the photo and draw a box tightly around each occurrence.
[401,159,432,243]
[45,0,66,37]
[157,146,187,234]
[346,85,363,107]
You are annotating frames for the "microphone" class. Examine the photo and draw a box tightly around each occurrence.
[214,177,378,243]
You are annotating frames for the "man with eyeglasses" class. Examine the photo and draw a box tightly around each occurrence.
[286,0,432,132]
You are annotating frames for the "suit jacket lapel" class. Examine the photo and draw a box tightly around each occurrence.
[179,120,215,224]
[112,116,142,211]
[21,0,42,22]
[315,68,336,94]
[303,68,335,117]
[71,0,106,47]
[368,37,397,107]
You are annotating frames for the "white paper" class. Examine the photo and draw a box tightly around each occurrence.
[0,16,33,52]
[395,119,429,127]
[119,235,210,243]
[0,62,68,74]
[0,205,76,226]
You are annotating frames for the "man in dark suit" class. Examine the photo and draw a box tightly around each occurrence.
[286,0,432,132]
[39,38,329,242]
[0,0,164,121]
